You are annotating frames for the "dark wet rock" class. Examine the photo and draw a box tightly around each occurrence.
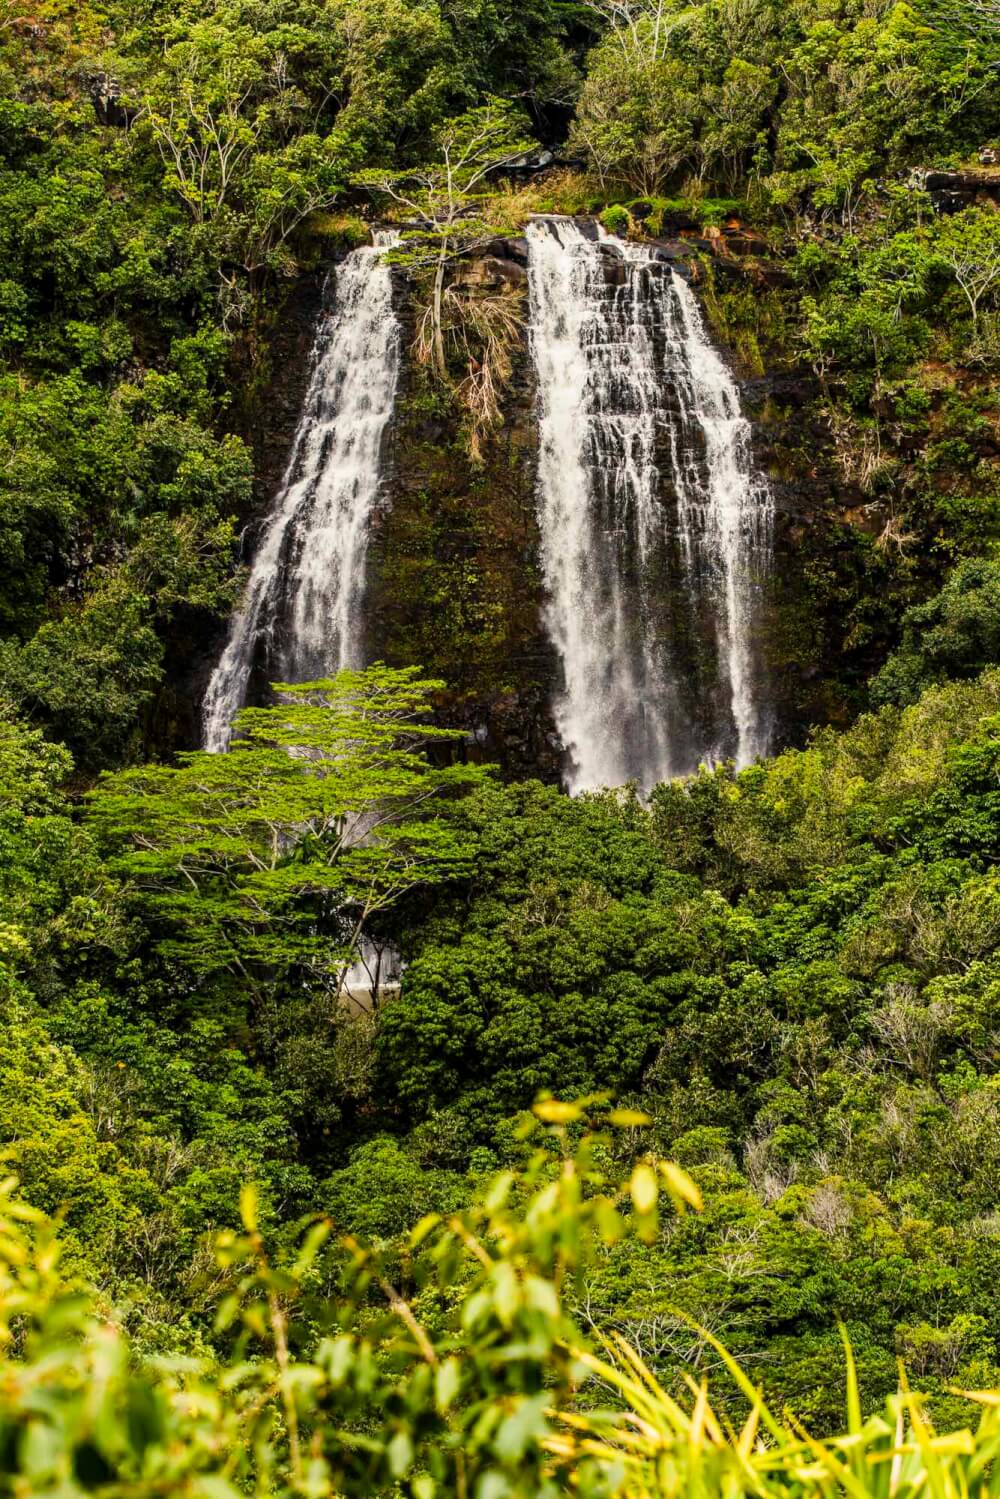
[461,255,528,288]
[482,236,530,265]
[365,266,562,783]
[85,71,133,127]
[910,165,1000,212]
[723,231,771,257]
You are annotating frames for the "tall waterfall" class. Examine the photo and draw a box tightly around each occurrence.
[526,217,773,792]
[202,233,401,752]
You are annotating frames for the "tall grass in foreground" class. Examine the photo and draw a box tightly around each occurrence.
[554,1329,1000,1498]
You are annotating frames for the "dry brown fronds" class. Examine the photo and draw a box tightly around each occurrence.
[451,285,525,460]
[826,408,896,492]
[412,280,526,461]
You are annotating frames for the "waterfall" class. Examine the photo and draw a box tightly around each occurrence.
[664,262,774,775]
[526,217,773,792]
[202,232,401,752]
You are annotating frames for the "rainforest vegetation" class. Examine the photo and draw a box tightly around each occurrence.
[3,0,1000,1491]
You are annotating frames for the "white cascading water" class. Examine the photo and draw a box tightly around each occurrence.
[664,256,773,774]
[526,216,773,792]
[202,232,401,752]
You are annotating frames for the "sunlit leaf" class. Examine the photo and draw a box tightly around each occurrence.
[630,1163,658,1216]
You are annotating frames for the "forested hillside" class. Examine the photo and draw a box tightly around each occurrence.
[3,0,1000,1490]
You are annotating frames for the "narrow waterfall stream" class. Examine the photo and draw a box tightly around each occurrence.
[526,217,773,793]
[202,232,401,752]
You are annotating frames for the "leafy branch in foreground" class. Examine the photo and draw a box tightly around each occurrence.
[86,664,490,1001]
[2,1098,1000,1498]
[0,1098,696,1498]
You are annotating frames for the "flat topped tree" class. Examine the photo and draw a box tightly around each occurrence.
[87,664,490,999]
[356,97,535,379]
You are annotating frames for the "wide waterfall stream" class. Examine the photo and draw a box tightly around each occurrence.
[202,232,401,752]
[526,217,773,792]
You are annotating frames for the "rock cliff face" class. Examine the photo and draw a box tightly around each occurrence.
[365,249,563,782]
[213,246,562,780]
[215,221,897,776]
[746,374,872,737]
[909,165,1000,214]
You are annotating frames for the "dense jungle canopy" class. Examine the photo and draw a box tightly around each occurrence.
[3,0,1000,1492]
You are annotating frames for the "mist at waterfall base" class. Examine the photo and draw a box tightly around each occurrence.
[526,217,774,795]
[201,232,401,753]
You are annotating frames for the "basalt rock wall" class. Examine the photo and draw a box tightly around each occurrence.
[365,248,563,782]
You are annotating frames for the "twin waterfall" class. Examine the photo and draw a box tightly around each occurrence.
[202,233,401,753]
[203,221,773,790]
[527,218,773,791]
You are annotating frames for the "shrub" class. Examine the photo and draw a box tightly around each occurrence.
[600,203,632,237]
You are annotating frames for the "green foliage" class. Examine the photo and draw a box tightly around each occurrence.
[87,665,490,993]
[0,705,312,1310]
[2,1130,1000,1499]
[321,1133,467,1237]
[125,11,355,280]
[0,576,164,769]
[935,205,1000,330]
[358,673,1000,1419]
[0,1108,705,1499]
[0,368,251,642]
[872,559,1000,705]
[796,228,942,401]
[0,710,121,984]
[600,203,632,236]
[561,1320,1000,1497]
[570,0,997,201]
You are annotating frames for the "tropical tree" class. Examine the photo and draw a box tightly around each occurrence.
[570,18,703,194]
[86,665,490,1003]
[936,206,1000,329]
[357,97,535,379]
[871,558,1000,705]
[127,14,355,282]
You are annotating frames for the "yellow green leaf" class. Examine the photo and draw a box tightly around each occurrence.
[533,1099,583,1125]
[608,1108,652,1128]
[239,1183,258,1233]
[659,1161,703,1212]
[630,1162,658,1215]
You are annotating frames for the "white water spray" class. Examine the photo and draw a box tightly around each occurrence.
[526,217,772,792]
[202,232,401,752]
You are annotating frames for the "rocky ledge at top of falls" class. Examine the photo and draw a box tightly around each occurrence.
[477,217,782,291]
[908,164,1000,214]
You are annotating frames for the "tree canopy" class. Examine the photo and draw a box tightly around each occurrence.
[87,665,490,992]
